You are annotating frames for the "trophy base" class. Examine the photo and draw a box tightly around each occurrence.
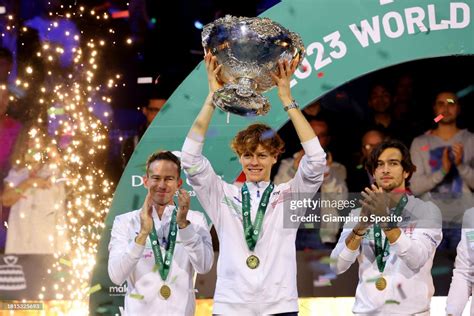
[213,84,270,116]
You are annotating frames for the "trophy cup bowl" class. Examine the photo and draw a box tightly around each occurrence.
[202,15,305,116]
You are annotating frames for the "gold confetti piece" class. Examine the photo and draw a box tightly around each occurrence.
[318,256,338,264]
[365,276,381,283]
[88,284,101,295]
[59,258,72,267]
[130,293,144,300]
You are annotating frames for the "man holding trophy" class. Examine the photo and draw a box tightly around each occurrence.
[181,15,327,315]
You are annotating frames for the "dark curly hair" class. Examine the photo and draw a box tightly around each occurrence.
[365,139,417,185]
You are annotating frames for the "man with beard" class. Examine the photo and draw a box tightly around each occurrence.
[331,140,442,315]
[410,91,474,197]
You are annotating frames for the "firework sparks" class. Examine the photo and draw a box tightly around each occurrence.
[3,2,124,312]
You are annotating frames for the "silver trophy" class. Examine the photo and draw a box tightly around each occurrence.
[202,15,305,116]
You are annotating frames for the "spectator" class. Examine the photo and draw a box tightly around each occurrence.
[410,90,474,249]
[274,119,347,246]
[2,125,67,254]
[410,91,474,197]
[121,97,167,169]
[364,83,406,145]
[347,129,385,193]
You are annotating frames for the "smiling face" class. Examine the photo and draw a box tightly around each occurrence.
[143,159,182,207]
[239,145,277,183]
[373,148,409,192]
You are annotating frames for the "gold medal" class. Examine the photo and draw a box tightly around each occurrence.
[160,284,171,299]
[246,255,260,269]
[375,277,387,291]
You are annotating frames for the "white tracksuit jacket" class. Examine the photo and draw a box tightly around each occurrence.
[446,207,474,316]
[330,196,443,315]
[182,136,326,315]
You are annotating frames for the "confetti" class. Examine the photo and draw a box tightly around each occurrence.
[130,293,144,300]
[111,10,129,19]
[397,283,407,300]
[317,72,324,78]
[0,7,5,14]
[186,165,200,176]
[53,271,68,279]
[356,164,363,170]
[420,145,429,151]
[385,300,400,305]
[299,65,308,73]
[379,0,393,4]
[3,221,8,229]
[431,266,451,276]
[260,129,275,140]
[154,75,160,84]
[303,223,314,229]
[47,107,65,115]
[456,85,474,98]
[446,98,455,104]
[365,275,381,283]
[313,277,332,287]
[229,156,237,161]
[59,258,72,267]
[206,127,219,138]
[377,50,389,59]
[318,256,337,264]
[95,307,109,313]
[320,272,337,280]
[137,77,153,84]
[434,114,444,123]
[88,284,102,295]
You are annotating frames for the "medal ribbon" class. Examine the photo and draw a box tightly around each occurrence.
[241,183,274,251]
[374,195,408,273]
[149,205,178,281]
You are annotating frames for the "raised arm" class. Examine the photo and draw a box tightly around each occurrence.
[272,59,326,198]
[181,53,226,226]
[271,59,316,143]
[187,53,222,142]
